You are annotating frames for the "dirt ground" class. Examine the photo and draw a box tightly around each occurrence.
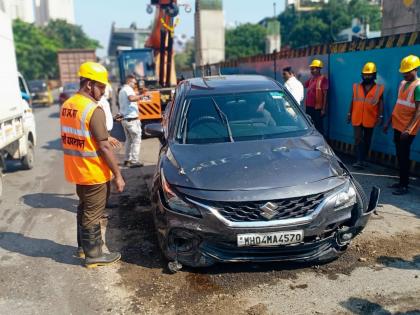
[103,138,420,315]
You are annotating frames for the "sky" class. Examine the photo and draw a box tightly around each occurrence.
[74,0,286,56]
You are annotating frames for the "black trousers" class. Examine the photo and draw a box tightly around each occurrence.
[393,129,416,187]
[353,126,374,162]
[306,107,324,135]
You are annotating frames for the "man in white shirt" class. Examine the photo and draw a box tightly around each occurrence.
[282,66,304,106]
[118,75,143,168]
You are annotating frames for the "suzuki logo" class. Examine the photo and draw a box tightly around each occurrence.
[260,202,279,220]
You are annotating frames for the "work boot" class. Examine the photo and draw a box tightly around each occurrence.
[75,224,85,259]
[81,224,121,268]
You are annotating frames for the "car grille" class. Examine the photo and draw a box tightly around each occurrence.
[208,193,325,222]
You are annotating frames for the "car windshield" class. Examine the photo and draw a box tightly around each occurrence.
[29,80,47,92]
[64,82,79,91]
[176,90,309,144]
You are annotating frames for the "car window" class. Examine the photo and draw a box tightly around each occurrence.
[176,90,309,144]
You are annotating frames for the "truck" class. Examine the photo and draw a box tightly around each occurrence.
[57,49,96,86]
[116,0,180,124]
[0,10,37,197]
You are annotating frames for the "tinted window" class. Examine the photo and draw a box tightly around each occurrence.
[176,90,309,144]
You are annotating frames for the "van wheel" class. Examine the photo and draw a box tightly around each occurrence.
[21,141,35,170]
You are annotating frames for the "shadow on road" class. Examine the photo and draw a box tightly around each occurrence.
[377,255,420,271]
[0,232,80,266]
[338,154,420,218]
[340,297,420,315]
[42,138,62,151]
[22,193,77,213]
[49,111,60,118]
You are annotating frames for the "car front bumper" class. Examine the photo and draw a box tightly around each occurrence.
[152,179,376,267]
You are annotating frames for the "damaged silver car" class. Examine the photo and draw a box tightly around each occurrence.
[145,75,379,270]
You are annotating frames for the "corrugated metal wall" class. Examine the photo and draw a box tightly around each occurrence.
[210,33,420,163]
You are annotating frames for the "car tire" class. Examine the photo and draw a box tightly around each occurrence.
[21,141,35,170]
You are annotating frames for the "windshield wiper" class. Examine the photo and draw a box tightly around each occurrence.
[211,97,234,143]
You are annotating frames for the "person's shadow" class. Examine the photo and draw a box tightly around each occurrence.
[340,297,420,315]
[377,255,420,271]
[21,193,77,213]
[0,232,80,266]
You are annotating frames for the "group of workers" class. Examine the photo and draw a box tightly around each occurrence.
[282,55,420,196]
[59,53,419,268]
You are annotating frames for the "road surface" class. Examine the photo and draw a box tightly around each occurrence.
[0,104,419,315]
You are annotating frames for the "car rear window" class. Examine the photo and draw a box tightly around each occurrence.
[176,90,309,144]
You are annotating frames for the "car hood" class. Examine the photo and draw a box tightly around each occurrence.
[163,133,345,191]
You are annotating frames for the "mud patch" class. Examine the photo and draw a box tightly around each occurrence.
[246,303,268,315]
[312,231,420,280]
[108,165,420,314]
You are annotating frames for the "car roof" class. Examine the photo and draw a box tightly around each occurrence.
[183,75,282,97]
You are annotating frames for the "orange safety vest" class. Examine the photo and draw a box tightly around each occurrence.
[306,75,326,110]
[392,79,420,135]
[60,94,112,185]
[351,83,384,128]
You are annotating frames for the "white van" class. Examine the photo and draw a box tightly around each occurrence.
[0,10,37,197]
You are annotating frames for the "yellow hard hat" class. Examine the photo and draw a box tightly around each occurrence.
[362,62,377,74]
[310,59,323,68]
[399,55,420,73]
[78,62,109,85]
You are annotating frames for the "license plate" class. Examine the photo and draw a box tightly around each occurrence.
[237,230,304,247]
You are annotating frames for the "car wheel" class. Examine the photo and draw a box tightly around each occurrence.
[21,141,35,170]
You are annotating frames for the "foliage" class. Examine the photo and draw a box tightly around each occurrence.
[43,20,100,50]
[175,39,195,70]
[225,23,267,60]
[288,16,329,48]
[279,0,382,48]
[13,19,101,80]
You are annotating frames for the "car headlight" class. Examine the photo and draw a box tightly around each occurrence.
[334,181,357,210]
[161,171,202,218]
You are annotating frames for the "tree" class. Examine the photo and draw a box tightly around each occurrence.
[288,17,329,48]
[175,39,195,70]
[225,23,267,60]
[278,0,382,48]
[43,19,101,49]
[13,20,59,80]
[13,19,101,80]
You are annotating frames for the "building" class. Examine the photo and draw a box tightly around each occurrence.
[34,0,75,26]
[286,0,381,11]
[195,0,225,66]
[0,0,34,23]
[286,0,329,12]
[107,22,151,56]
[259,18,281,53]
[382,0,420,36]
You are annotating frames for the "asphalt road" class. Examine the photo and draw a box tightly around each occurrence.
[0,104,419,315]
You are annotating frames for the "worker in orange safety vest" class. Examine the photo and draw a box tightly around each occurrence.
[347,62,384,169]
[384,55,420,195]
[60,62,125,267]
[304,59,329,135]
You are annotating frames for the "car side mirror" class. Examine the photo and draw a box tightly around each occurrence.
[145,123,165,143]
